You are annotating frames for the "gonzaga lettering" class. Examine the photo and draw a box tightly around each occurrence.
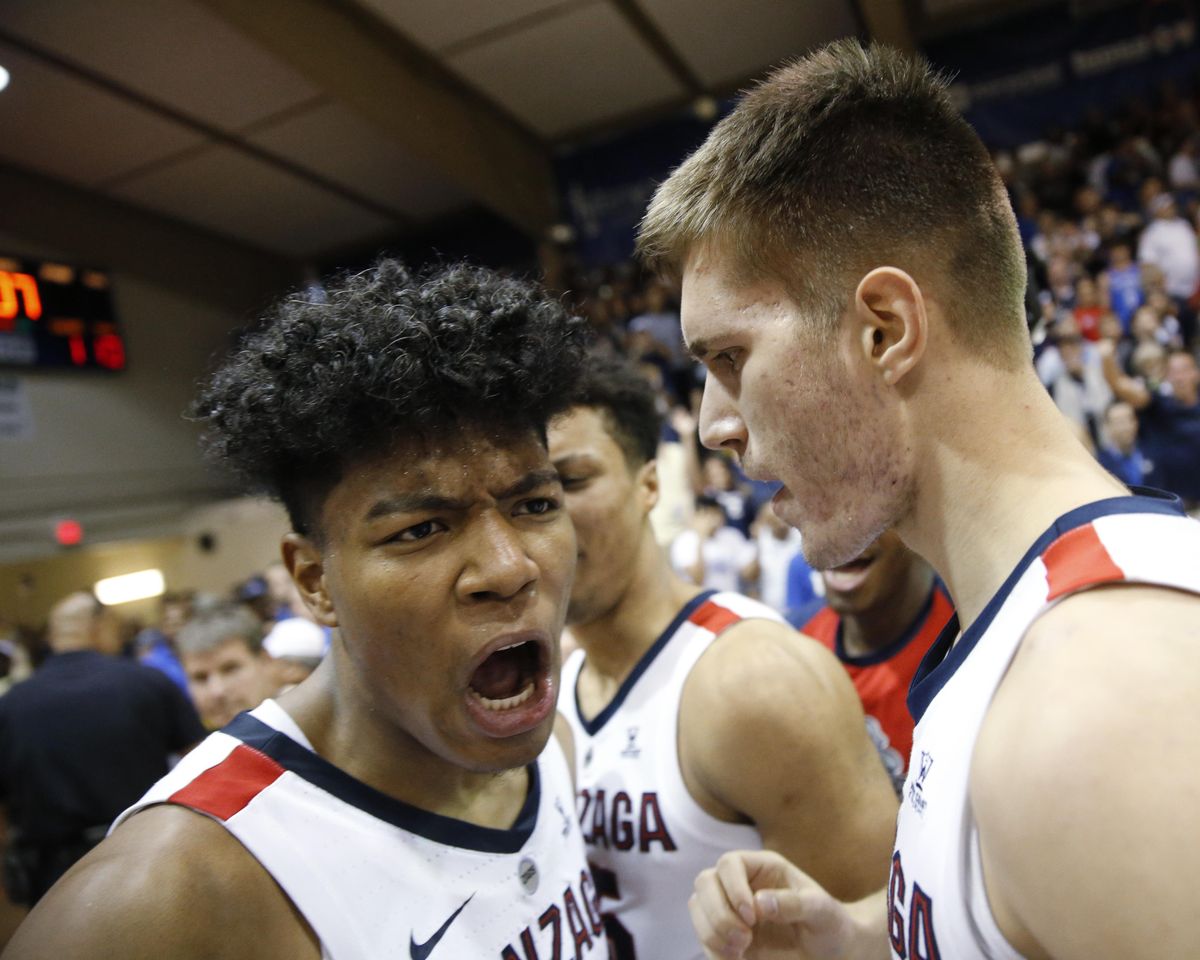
[560,592,780,959]
[116,701,608,960]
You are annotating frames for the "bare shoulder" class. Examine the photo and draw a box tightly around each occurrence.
[972,585,1200,959]
[4,805,319,960]
[680,617,897,899]
[685,617,858,726]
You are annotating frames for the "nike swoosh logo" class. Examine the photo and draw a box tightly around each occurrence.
[410,893,475,960]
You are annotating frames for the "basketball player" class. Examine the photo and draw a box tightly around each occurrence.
[6,262,609,960]
[637,40,1200,960]
[550,355,898,959]
[790,532,953,791]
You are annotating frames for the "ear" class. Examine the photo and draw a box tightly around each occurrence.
[853,267,928,387]
[282,534,337,628]
[636,459,660,513]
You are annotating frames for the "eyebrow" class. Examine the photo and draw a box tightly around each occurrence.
[550,452,597,469]
[685,338,710,362]
[362,468,561,522]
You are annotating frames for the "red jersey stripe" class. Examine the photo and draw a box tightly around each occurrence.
[169,743,286,821]
[688,599,742,635]
[1043,523,1126,602]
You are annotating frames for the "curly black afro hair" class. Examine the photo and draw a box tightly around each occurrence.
[193,259,588,536]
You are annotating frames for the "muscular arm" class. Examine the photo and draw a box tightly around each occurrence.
[3,805,319,960]
[680,621,898,902]
[972,586,1200,960]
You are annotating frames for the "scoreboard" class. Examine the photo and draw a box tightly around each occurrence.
[0,255,125,371]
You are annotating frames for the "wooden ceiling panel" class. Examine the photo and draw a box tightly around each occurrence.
[1,0,320,130]
[245,102,470,221]
[357,0,579,54]
[447,1,686,138]
[639,0,860,89]
[109,144,396,258]
[0,41,204,188]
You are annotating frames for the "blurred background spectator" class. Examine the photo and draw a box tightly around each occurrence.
[0,593,203,906]
[175,603,280,731]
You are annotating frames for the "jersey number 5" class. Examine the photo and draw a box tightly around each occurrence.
[589,863,636,960]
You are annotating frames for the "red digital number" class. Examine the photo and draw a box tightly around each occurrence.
[93,333,126,370]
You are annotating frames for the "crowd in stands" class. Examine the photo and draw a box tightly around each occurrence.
[548,74,1200,574]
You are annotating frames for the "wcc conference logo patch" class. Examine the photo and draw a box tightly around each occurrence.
[907,751,933,817]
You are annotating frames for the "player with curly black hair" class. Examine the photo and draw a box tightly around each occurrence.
[10,260,611,960]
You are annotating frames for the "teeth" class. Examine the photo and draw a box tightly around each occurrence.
[496,640,531,653]
[471,682,535,711]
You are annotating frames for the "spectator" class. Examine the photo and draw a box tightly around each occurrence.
[262,563,297,621]
[1168,134,1200,192]
[742,501,805,613]
[1138,192,1199,303]
[700,452,756,535]
[1045,317,1111,444]
[175,604,278,730]
[1101,338,1200,507]
[261,617,326,691]
[0,593,202,905]
[1097,400,1151,487]
[784,550,822,615]
[669,495,756,592]
[1072,275,1105,341]
[133,591,192,698]
[1101,241,1144,333]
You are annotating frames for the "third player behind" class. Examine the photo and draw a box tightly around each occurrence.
[549,354,898,959]
[790,532,953,791]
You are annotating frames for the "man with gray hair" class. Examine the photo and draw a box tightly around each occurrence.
[176,603,278,730]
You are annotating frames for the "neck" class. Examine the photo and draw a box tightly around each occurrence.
[279,659,529,829]
[840,565,935,657]
[900,361,1128,631]
[570,527,700,688]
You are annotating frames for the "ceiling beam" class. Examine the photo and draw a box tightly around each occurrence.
[609,0,706,96]
[198,0,560,236]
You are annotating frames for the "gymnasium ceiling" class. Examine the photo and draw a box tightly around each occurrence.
[0,0,1042,265]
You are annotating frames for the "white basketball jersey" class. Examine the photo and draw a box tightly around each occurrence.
[559,590,782,960]
[891,494,1200,959]
[115,700,609,960]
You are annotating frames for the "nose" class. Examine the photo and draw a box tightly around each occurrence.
[697,375,747,456]
[458,512,540,603]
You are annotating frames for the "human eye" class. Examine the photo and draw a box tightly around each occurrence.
[712,348,742,373]
[390,519,448,543]
[557,474,589,492]
[514,496,560,517]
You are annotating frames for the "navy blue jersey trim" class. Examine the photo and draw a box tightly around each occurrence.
[835,583,944,668]
[574,589,717,737]
[907,490,1184,724]
[786,596,827,632]
[221,713,540,854]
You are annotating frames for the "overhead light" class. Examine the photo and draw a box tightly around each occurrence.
[94,569,165,605]
[0,65,9,94]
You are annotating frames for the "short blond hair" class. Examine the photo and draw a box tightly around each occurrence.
[637,40,1029,368]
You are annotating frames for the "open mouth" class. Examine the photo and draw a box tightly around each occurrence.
[464,634,554,738]
[822,554,876,593]
[469,640,542,710]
